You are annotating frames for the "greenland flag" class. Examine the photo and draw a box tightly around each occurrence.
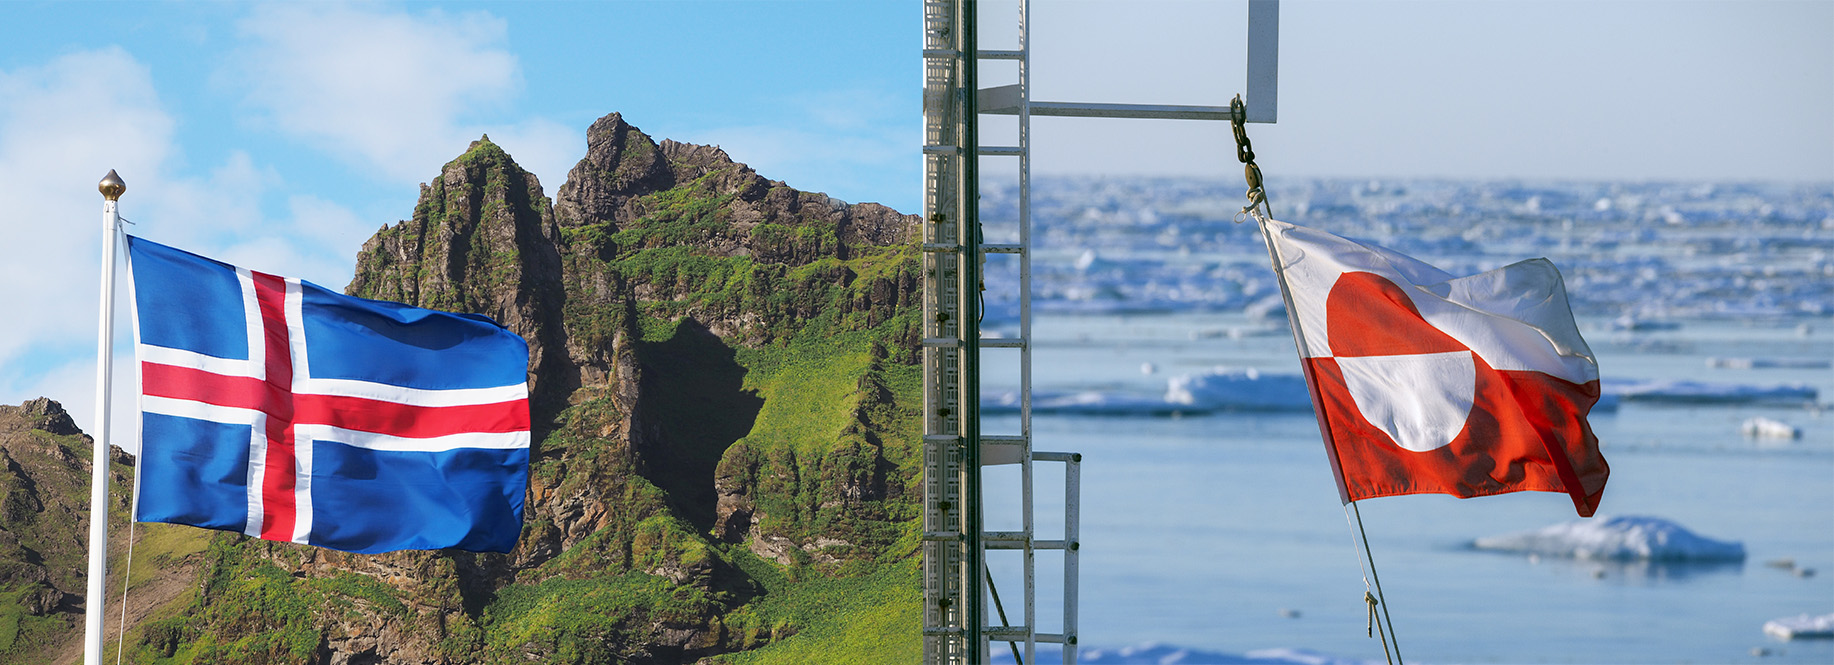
[127,236,531,553]
[1262,218,1608,517]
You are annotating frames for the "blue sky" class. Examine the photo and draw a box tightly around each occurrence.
[1,0,1830,438]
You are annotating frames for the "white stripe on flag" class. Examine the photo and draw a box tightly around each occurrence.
[243,411,268,538]
[294,378,528,407]
[292,428,313,545]
[142,395,260,424]
[284,277,308,386]
[237,268,265,381]
[297,424,531,453]
[137,345,260,379]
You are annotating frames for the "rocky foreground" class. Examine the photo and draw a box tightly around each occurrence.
[1,112,924,665]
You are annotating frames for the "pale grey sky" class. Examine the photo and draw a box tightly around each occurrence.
[1011,0,1833,181]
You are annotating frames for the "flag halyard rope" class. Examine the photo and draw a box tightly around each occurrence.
[1231,103,1403,665]
[115,520,137,665]
[1348,502,1403,665]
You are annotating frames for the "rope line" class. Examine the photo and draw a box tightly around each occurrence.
[105,226,142,665]
[1232,100,1401,665]
[1352,502,1404,665]
[1342,505,1393,665]
[115,519,137,665]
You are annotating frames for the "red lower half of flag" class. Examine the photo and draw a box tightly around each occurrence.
[1303,355,1609,517]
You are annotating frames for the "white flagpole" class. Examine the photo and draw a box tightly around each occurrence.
[86,170,125,665]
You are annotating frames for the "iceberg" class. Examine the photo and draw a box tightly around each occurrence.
[1472,515,1746,562]
[1740,417,1802,440]
[1763,613,1834,640]
[1603,379,1817,405]
[1165,368,1314,412]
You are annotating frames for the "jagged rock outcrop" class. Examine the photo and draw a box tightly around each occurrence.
[554,113,921,349]
[0,398,134,663]
[82,114,924,665]
[348,137,574,428]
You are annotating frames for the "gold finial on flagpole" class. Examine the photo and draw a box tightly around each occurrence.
[98,170,125,201]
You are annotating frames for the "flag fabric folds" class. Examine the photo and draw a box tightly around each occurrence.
[127,236,531,553]
[1261,218,1608,517]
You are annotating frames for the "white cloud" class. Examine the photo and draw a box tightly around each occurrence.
[0,47,172,387]
[0,47,379,422]
[231,3,579,187]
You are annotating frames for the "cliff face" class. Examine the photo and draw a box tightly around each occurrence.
[90,113,923,665]
[0,399,135,664]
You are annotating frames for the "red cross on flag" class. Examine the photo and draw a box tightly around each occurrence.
[1261,218,1609,517]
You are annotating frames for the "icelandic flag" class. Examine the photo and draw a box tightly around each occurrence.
[1260,218,1609,517]
[126,236,531,553]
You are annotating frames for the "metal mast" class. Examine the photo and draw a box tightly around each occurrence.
[920,0,983,661]
[922,2,1276,663]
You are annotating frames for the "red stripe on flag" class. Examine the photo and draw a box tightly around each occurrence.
[142,364,528,438]
[251,272,297,542]
[294,395,530,438]
[142,363,277,410]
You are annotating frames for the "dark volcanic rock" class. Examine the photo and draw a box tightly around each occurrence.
[76,112,922,665]
[0,399,133,653]
[348,137,575,428]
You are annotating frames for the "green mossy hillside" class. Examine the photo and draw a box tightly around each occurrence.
[98,115,927,664]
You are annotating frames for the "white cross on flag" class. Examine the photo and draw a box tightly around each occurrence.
[1262,218,1608,517]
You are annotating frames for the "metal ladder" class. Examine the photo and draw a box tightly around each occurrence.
[922,2,1277,663]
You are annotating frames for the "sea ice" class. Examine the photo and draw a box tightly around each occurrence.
[1763,613,1834,640]
[983,390,1184,416]
[984,369,1318,416]
[1708,357,1833,370]
[1472,515,1746,562]
[989,178,1833,324]
[1603,379,1818,405]
[1740,417,1802,440]
[991,642,1384,665]
[1165,368,1313,412]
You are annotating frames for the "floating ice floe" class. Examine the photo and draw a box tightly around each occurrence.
[1607,315,1681,332]
[983,390,1186,416]
[1165,368,1313,412]
[983,368,1315,416]
[1763,613,1834,640]
[1741,417,1802,440]
[991,642,1384,665]
[1472,515,1746,562]
[1603,379,1818,405]
[1708,357,1833,370]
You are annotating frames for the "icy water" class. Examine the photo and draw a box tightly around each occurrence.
[982,313,1832,665]
[971,178,1834,664]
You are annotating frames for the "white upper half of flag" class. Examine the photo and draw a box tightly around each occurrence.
[1262,217,1597,385]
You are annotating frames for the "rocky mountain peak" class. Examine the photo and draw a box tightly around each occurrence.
[554,113,675,228]
[347,136,573,424]
[0,112,927,665]
[1,397,81,437]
